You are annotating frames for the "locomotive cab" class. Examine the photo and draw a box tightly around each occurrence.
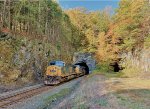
[49,61,65,67]
[44,61,65,85]
[46,61,65,76]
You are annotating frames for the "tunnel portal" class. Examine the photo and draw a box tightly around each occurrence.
[74,61,89,75]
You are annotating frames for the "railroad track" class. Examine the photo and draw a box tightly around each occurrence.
[0,84,52,108]
[0,76,85,108]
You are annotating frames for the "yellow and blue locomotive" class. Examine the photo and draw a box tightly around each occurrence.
[44,61,87,85]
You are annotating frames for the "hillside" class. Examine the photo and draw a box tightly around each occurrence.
[0,0,82,85]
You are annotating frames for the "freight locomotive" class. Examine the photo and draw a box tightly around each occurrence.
[44,60,88,85]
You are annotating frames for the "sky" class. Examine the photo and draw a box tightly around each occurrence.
[58,0,120,14]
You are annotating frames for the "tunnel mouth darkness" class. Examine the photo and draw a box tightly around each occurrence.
[74,62,89,74]
[110,62,121,72]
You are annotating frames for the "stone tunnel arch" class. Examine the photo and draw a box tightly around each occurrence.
[74,61,89,75]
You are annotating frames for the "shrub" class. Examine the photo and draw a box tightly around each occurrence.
[120,59,142,77]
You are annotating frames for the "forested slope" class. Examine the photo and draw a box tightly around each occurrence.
[0,0,82,84]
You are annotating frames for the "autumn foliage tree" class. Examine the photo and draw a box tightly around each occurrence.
[66,8,110,52]
[96,0,150,64]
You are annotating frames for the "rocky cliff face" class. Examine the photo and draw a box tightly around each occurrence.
[120,49,150,77]
[0,32,53,84]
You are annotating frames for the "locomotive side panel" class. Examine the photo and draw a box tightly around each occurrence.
[46,65,62,77]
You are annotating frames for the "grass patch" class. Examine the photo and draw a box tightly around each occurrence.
[71,94,89,109]
[114,89,150,109]
[39,88,71,109]
[115,94,145,109]
[121,66,142,78]
[92,70,123,78]
[95,97,108,107]
[45,88,70,102]
[72,104,88,109]
[89,63,123,78]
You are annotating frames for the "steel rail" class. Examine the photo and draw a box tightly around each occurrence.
[0,85,52,108]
